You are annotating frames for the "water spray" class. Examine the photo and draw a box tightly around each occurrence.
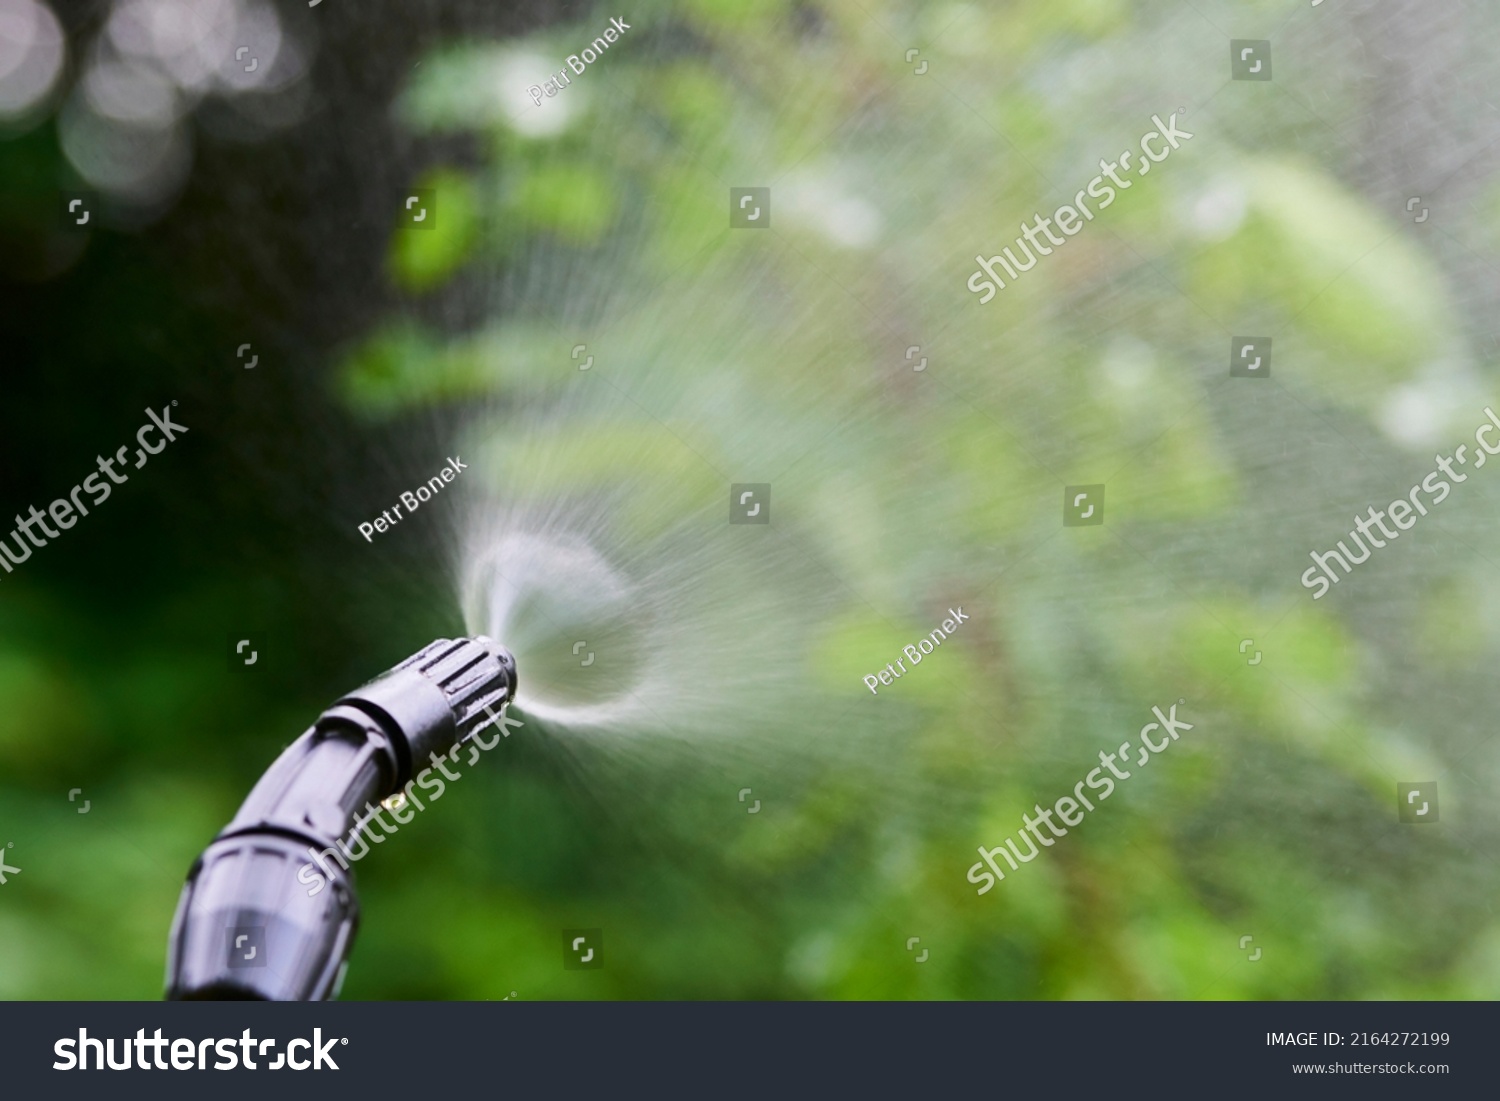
[164,636,518,1001]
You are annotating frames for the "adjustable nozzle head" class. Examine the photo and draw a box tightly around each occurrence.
[331,636,519,786]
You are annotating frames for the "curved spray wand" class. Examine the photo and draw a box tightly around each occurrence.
[165,636,518,1000]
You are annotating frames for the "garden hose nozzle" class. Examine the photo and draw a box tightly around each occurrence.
[165,636,518,1001]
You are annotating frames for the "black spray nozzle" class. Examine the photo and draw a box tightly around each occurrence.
[165,636,518,1001]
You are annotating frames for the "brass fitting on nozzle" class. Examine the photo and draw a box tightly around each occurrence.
[165,637,518,1001]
